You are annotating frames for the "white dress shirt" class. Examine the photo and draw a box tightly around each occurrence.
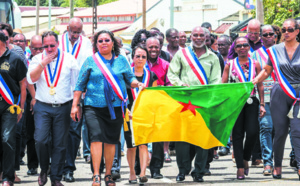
[27,51,79,104]
[58,34,93,68]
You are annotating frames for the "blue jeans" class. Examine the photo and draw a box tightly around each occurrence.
[111,142,121,172]
[82,115,90,157]
[259,103,273,167]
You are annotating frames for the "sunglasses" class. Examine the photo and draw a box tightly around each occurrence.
[32,47,44,51]
[262,32,275,37]
[98,39,111,43]
[13,40,25,43]
[43,44,56,49]
[135,55,147,59]
[281,27,295,33]
[140,38,147,42]
[235,43,250,49]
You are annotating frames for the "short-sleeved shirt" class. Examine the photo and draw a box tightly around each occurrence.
[0,48,27,98]
[267,43,300,84]
[126,71,157,110]
[75,55,136,108]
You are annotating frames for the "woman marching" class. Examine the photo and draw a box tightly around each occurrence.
[71,30,145,186]
[222,36,265,180]
[125,45,158,184]
[253,18,300,180]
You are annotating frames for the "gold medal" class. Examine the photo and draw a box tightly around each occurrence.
[49,87,56,95]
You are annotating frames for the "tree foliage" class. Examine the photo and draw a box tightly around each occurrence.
[15,0,117,7]
[253,0,300,26]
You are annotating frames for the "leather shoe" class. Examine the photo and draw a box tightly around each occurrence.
[2,181,13,186]
[192,174,204,182]
[151,172,163,179]
[63,172,75,182]
[38,170,48,186]
[111,170,121,181]
[27,168,38,175]
[176,173,185,182]
[51,180,64,186]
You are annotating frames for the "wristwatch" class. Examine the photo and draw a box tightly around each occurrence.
[77,103,82,107]
[260,103,265,107]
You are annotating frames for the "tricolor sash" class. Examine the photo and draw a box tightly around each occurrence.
[61,33,82,59]
[248,47,254,57]
[25,51,30,66]
[131,67,150,100]
[267,47,300,118]
[0,74,21,114]
[232,57,256,83]
[182,46,208,85]
[255,46,276,81]
[92,52,128,113]
[42,49,65,90]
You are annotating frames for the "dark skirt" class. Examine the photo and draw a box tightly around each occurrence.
[124,121,147,148]
[84,106,123,144]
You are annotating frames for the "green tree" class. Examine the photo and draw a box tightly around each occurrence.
[253,0,300,26]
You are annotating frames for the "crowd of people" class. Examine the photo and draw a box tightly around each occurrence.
[0,16,299,186]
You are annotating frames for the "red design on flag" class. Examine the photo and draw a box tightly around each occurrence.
[178,100,201,116]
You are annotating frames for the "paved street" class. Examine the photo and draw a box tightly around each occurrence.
[17,139,299,185]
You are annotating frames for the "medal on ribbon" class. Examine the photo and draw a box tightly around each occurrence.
[0,74,21,114]
[267,46,300,118]
[182,46,208,85]
[42,49,65,95]
[62,33,82,59]
[131,67,150,100]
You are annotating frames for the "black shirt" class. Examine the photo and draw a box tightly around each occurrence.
[0,48,27,98]
[126,71,158,110]
[160,50,171,62]
[210,48,225,76]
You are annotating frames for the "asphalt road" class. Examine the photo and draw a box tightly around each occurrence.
[16,138,299,186]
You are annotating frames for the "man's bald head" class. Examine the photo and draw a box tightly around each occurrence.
[247,19,261,42]
[146,37,160,46]
[29,35,43,56]
[191,26,206,48]
[68,17,83,43]
[146,37,160,61]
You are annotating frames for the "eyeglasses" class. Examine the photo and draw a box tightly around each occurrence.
[31,47,44,51]
[235,43,250,49]
[281,27,295,33]
[262,32,275,37]
[98,39,111,43]
[43,44,56,49]
[13,40,25,43]
[248,32,260,35]
[134,55,147,59]
[218,43,228,47]
[192,34,205,38]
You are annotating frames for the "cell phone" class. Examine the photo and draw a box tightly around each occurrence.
[75,116,79,122]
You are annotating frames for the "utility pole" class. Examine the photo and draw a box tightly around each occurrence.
[170,0,174,28]
[142,0,146,29]
[70,0,74,18]
[92,0,97,34]
[48,0,51,29]
[36,0,40,35]
[256,0,264,24]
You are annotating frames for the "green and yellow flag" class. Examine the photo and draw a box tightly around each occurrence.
[131,82,254,149]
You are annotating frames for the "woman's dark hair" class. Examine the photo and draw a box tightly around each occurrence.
[131,29,151,50]
[93,30,120,56]
[283,18,299,29]
[272,25,281,44]
[0,32,7,44]
[131,44,149,61]
[0,23,13,37]
[219,34,232,45]
[233,36,249,47]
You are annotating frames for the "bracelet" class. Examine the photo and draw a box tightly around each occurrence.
[38,61,44,68]
[77,103,82,107]
[260,103,265,107]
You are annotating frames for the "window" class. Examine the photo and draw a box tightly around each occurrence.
[98,17,103,22]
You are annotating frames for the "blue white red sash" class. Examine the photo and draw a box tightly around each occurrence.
[182,46,208,85]
[0,74,21,114]
[61,33,82,59]
[92,52,128,115]
[255,46,276,81]
[131,67,150,100]
[267,47,300,118]
[248,47,254,57]
[25,51,30,66]
[232,57,256,83]
[42,49,65,88]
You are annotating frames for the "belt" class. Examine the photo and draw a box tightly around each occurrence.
[275,82,300,88]
[37,100,72,108]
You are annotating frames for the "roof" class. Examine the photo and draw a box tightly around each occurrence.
[22,8,71,17]
[58,0,161,18]
[230,17,253,33]
[214,23,233,34]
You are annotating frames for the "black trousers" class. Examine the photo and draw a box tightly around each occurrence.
[34,101,71,182]
[25,98,38,170]
[176,142,208,176]
[232,97,259,168]
[149,142,164,174]
[0,101,17,182]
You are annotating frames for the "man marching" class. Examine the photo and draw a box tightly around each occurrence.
[58,17,93,183]
[27,31,79,186]
[167,26,221,183]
